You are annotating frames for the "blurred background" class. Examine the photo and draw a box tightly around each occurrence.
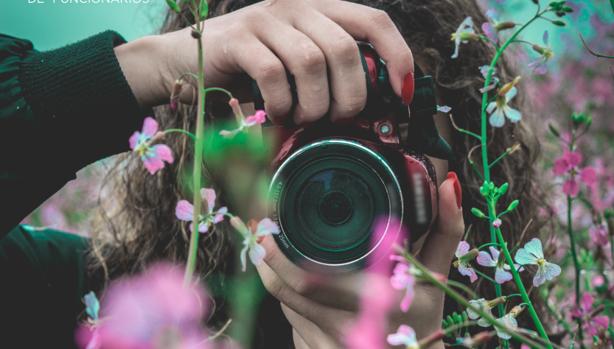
[0,0,612,237]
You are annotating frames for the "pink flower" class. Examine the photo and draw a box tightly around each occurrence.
[390,259,415,312]
[219,102,267,138]
[454,241,478,283]
[553,150,582,175]
[387,325,418,348]
[553,150,595,197]
[589,224,609,245]
[175,188,228,233]
[492,218,502,228]
[129,117,174,175]
[229,216,280,271]
[571,293,611,337]
[77,263,210,349]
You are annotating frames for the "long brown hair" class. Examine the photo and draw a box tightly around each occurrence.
[90,0,551,334]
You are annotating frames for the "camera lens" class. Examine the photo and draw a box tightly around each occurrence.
[269,139,403,269]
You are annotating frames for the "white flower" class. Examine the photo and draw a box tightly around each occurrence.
[476,247,522,284]
[451,17,478,59]
[230,216,280,271]
[466,298,493,328]
[494,313,518,340]
[486,78,522,128]
[514,238,561,287]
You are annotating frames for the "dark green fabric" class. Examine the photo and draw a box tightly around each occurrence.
[0,31,145,235]
[0,225,89,348]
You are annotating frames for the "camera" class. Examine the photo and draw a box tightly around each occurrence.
[253,43,452,272]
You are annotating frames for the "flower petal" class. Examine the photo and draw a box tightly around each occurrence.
[477,251,496,267]
[504,106,522,123]
[489,109,506,128]
[495,267,513,284]
[257,218,280,236]
[153,144,174,164]
[175,200,194,221]
[129,132,140,150]
[142,117,159,137]
[200,188,217,214]
[248,243,266,267]
[143,156,165,175]
[455,241,470,258]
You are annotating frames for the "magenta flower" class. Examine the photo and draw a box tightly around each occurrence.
[477,247,522,284]
[553,150,596,197]
[571,293,611,337]
[453,241,478,283]
[76,263,210,349]
[129,117,174,175]
[229,216,280,271]
[589,224,609,245]
[219,100,267,138]
[175,188,228,233]
[387,325,418,349]
[390,259,416,312]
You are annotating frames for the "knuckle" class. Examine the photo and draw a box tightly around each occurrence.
[332,37,359,65]
[333,95,366,118]
[295,44,326,75]
[370,9,394,28]
[256,61,285,83]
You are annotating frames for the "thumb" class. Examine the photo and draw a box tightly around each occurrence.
[418,171,465,276]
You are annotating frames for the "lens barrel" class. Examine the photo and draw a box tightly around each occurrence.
[268,139,404,271]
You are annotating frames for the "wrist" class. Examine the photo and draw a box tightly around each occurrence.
[114,34,169,108]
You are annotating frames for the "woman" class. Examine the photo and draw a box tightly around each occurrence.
[0,0,546,348]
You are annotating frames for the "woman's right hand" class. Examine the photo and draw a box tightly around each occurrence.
[115,0,414,124]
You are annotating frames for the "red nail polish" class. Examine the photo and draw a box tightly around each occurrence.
[402,71,415,105]
[447,171,462,209]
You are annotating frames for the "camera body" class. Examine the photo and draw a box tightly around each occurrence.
[254,43,451,272]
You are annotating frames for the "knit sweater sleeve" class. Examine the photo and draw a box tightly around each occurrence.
[0,31,147,236]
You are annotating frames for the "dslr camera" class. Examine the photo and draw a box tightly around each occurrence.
[253,43,452,272]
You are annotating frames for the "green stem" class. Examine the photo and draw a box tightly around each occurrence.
[164,128,196,141]
[184,24,206,284]
[567,195,584,344]
[478,242,500,250]
[404,252,546,349]
[475,269,497,284]
[479,12,552,348]
[203,87,233,98]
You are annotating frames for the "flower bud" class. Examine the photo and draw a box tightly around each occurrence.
[498,76,521,97]
[495,21,516,31]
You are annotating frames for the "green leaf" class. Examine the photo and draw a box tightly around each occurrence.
[165,0,181,13]
[471,208,487,219]
[611,0,614,14]
[199,0,209,18]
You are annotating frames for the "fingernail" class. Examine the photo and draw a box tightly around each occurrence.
[402,71,415,105]
[447,171,462,209]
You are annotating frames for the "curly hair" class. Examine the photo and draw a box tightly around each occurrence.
[89,0,553,339]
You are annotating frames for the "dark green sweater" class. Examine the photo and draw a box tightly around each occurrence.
[0,32,291,349]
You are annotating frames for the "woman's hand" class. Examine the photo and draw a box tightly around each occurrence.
[256,174,465,348]
[114,0,414,124]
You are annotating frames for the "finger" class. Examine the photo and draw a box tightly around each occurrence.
[254,16,330,124]
[282,304,339,349]
[260,235,361,311]
[293,10,367,122]
[418,171,464,276]
[255,260,352,336]
[317,2,414,99]
[292,328,311,349]
[228,35,293,123]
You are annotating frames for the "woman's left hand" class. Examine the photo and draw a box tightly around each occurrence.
[256,173,465,349]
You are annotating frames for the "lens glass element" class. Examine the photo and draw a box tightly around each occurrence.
[270,139,403,267]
